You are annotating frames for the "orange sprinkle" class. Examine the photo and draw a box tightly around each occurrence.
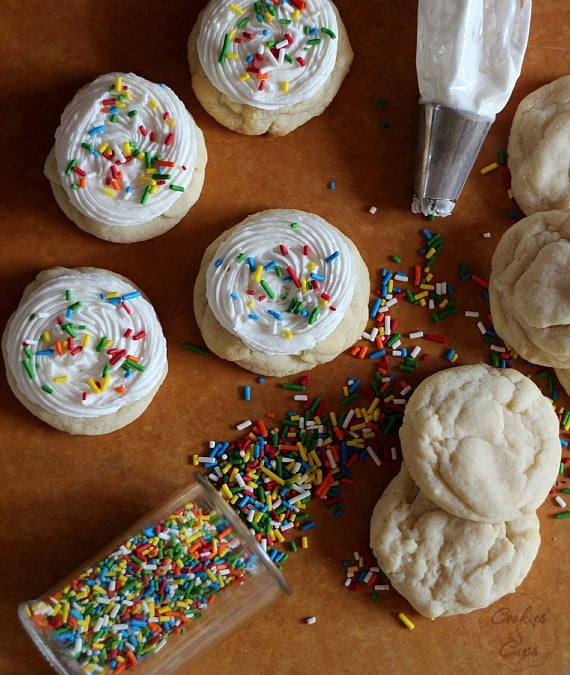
[55,340,64,355]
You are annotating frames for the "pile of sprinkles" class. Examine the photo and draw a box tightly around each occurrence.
[22,499,261,673]
[192,224,569,599]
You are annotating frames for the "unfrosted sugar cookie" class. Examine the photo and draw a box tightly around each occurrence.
[2,267,168,435]
[508,75,570,215]
[45,72,207,243]
[193,209,370,376]
[399,364,560,523]
[489,210,570,368]
[369,465,541,618]
[188,0,353,135]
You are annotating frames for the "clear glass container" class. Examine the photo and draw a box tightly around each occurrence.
[18,473,291,674]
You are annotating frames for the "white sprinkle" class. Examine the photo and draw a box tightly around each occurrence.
[326,448,337,469]
[341,408,355,429]
[482,232,492,238]
[368,206,377,214]
[366,445,382,466]
[555,495,567,508]
[490,344,507,352]
[236,419,252,431]
[305,616,317,624]
[375,584,390,591]
[476,320,487,335]
[394,273,408,282]
[464,310,480,318]
[410,345,421,359]
[384,315,391,336]
[409,330,424,339]
[294,394,309,401]
[390,446,398,460]
[400,385,412,396]
[392,398,407,406]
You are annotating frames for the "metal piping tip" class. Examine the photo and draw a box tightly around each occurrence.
[412,103,493,217]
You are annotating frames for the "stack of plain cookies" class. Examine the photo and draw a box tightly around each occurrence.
[370,364,561,618]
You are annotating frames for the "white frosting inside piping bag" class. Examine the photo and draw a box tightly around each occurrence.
[54,72,198,227]
[5,269,167,419]
[196,0,338,110]
[206,211,356,355]
[416,0,531,120]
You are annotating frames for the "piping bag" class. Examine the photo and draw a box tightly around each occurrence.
[412,0,532,217]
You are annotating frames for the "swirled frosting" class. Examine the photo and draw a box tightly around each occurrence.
[54,72,198,227]
[206,210,356,355]
[196,0,339,110]
[5,269,167,419]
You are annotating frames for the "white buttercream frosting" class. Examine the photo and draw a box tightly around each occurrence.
[206,210,356,355]
[196,0,339,110]
[5,269,167,419]
[54,72,198,227]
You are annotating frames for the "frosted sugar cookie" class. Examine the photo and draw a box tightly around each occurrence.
[2,267,168,435]
[193,209,370,376]
[188,0,353,135]
[44,72,207,243]
[399,364,560,523]
[489,210,570,368]
[369,465,541,618]
[508,75,570,215]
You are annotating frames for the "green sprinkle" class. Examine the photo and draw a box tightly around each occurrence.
[96,337,108,352]
[65,159,77,175]
[321,27,337,39]
[340,392,360,406]
[237,16,249,29]
[260,280,275,299]
[282,383,306,391]
[110,113,118,123]
[498,149,507,165]
[141,185,152,205]
[391,255,402,263]
[68,301,82,311]
[219,33,231,64]
[307,38,321,45]
[554,511,570,519]
[308,307,320,325]
[42,384,54,394]
[127,109,138,117]
[81,143,94,152]
[124,359,145,372]
[169,185,185,192]
[183,343,209,356]
[290,222,299,229]
[22,359,35,380]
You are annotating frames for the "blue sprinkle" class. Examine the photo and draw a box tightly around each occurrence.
[371,297,382,318]
[369,349,386,359]
[244,385,251,401]
[246,256,256,272]
[310,273,325,281]
[230,292,238,300]
[122,291,141,301]
[248,314,260,320]
[325,251,340,263]
[328,181,336,190]
[88,124,106,136]
[214,258,223,267]
[264,260,277,271]
[267,310,282,321]
[300,520,316,531]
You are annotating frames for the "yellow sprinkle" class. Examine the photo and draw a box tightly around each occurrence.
[228,52,239,59]
[166,118,176,126]
[115,76,122,92]
[103,187,115,197]
[439,299,449,309]
[98,142,109,154]
[260,465,286,486]
[221,484,233,500]
[367,397,380,415]
[425,247,437,260]
[425,272,434,282]
[293,8,300,19]
[229,2,244,14]
[247,300,254,308]
[42,330,50,342]
[507,188,514,199]
[274,529,285,543]
[480,162,498,175]
[254,265,263,283]
[192,454,199,466]
[301,536,309,549]
[264,11,274,21]
[307,261,317,271]
[419,283,435,290]
[150,185,158,195]
[387,279,394,294]
[330,411,338,426]
[283,330,293,339]
[149,98,158,109]
[239,73,250,81]
[414,290,429,301]
[82,334,90,348]
[398,612,415,630]
[100,373,111,392]
[281,80,289,92]
[53,375,68,384]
